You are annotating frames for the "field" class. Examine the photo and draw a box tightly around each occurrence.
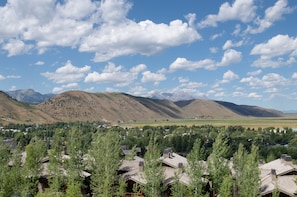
[123,115,297,129]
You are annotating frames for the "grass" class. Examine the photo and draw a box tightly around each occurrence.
[122,116,297,129]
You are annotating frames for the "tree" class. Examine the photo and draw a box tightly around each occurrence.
[0,140,25,196]
[233,144,260,197]
[240,145,260,197]
[171,172,189,197]
[143,136,164,197]
[89,131,121,197]
[48,129,66,194]
[64,127,85,196]
[187,138,208,197]
[207,130,230,195]
[218,174,233,197]
[23,137,47,196]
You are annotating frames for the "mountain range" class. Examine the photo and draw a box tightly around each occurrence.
[6,89,55,104]
[0,89,284,124]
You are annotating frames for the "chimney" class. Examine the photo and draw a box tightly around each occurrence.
[139,161,144,172]
[178,162,183,173]
[163,148,172,158]
[281,154,292,165]
[271,169,277,181]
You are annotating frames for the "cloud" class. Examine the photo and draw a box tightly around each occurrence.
[222,40,243,50]
[169,58,215,71]
[232,24,241,36]
[245,0,295,34]
[170,49,242,71]
[222,70,239,83]
[209,47,218,53]
[251,34,297,68]
[213,70,239,88]
[42,60,91,84]
[52,83,79,93]
[7,75,21,79]
[2,39,33,56]
[84,62,146,87]
[80,18,201,62]
[9,85,17,91]
[34,61,45,66]
[292,73,297,79]
[141,70,166,85]
[217,49,242,67]
[198,0,256,28]
[240,73,289,89]
[128,86,148,97]
[247,69,262,76]
[1,0,200,60]
[247,92,262,99]
[210,32,224,40]
[0,74,5,80]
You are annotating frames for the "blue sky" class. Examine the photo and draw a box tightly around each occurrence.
[0,0,297,111]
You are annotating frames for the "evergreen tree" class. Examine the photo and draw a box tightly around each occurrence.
[89,131,121,197]
[143,136,164,197]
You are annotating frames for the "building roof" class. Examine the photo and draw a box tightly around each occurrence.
[259,155,297,196]
[119,152,190,186]
[160,152,188,169]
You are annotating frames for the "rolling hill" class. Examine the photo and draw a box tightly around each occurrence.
[0,90,284,124]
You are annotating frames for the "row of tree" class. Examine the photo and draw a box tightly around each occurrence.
[1,123,263,197]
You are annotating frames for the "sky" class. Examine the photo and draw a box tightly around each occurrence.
[0,0,297,112]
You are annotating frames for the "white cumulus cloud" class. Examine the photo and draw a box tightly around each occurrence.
[251,34,297,68]
[245,0,295,34]
[170,49,242,71]
[42,60,91,84]
[84,62,146,87]
[198,0,256,28]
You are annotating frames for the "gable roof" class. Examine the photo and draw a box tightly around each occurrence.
[260,155,297,196]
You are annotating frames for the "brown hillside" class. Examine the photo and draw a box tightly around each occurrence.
[175,99,240,119]
[0,90,284,124]
[0,91,55,124]
[37,91,182,122]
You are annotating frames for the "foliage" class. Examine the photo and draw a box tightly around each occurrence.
[187,138,208,197]
[171,172,189,197]
[143,136,164,197]
[207,130,230,194]
[233,143,260,197]
[218,174,233,197]
[89,131,121,197]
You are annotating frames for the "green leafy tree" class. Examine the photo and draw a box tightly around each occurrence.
[23,137,47,196]
[241,145,260,197]
[207,130,230,195]
[143,136,164,197]
[0,141,25,196]
[48,129,66,194]
[187,138,208,197]
[89,131,121,197]
[65,180,83,197]
[233,144,260,197]
[64,127,85,195]
[171,172,189,197]
[218,174,233,197]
